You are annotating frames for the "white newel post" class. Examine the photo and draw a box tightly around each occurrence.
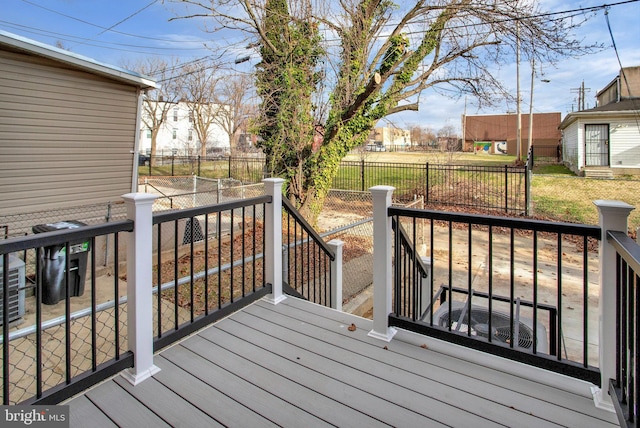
[121,192,161,385]
[368,186,397,342]
[264,178,286,305]
[328,239,344,311]
[594,200,635,410]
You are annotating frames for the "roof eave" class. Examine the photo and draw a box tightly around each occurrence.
[559,110,639,129]
[0,31,156,89]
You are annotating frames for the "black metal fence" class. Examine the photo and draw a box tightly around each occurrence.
[607,230,640,427]
[141,156,529,215]
[140,156,265,184]
[532,144,562,164]
[334,161,528,214]
[388,206,601,385]
[425,163,527,214]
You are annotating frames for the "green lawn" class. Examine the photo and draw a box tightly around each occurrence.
[344,151,518,166]
[140,152,640,232]
[531,174,640,231]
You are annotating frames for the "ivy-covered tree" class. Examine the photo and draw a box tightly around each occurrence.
[253,0,323,200]
[173,0,596,221]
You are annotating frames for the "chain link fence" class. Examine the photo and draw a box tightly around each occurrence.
[318,190,424,316]
[530,174,640,234]
[139,177,264,212]
[0,202,127,241]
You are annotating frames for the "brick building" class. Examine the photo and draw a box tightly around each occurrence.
[462,113,561,156]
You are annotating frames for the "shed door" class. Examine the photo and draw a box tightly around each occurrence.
[584,124,609,166]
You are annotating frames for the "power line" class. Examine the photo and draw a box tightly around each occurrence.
[18,0,185,43]
[14,0,640,53]
[97,1,159,37]
[0,20,209,53]
[604,7,640,129]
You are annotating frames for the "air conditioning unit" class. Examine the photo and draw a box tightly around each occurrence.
[432,300,549,353]
[0,255,26,326]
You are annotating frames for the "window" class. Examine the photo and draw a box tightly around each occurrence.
[173,108,178,122]
[188,111,194,123]
[188,129,193,141]
[172,128,177,140]
[146,129,152,139]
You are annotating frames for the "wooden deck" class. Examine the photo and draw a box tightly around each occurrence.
[65,297,619,427]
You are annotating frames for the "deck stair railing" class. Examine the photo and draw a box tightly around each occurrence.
[281,198,343,309]
[607,229,640,427]
[392,217,431,321]
[370,185,606,385]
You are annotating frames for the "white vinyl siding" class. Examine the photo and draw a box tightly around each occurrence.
[609,118,640,168]
[561,121,580,173]
[0,49,139,216]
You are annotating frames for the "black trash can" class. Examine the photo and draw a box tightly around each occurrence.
[32,221,90,305]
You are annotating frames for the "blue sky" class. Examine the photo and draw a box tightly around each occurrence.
[2,0,639,131]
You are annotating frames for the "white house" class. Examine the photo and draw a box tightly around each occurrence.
[370,126,411,149]
[140,100,230,156]
[560,66,640,176]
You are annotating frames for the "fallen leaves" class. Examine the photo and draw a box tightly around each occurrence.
[347,323,357,332]
[420,344,428,349]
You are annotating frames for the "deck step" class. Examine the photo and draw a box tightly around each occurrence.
[584,168,614,179]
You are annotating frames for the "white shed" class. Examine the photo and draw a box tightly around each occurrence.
[560,99,640,176]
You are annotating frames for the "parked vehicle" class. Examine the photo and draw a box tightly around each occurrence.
[366,143,386,152]
[138,154,149,166]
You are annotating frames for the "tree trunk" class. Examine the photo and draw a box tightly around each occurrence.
[150,133,159,167]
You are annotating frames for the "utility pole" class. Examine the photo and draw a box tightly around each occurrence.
[527,58,550,153]
[528,58,535,154]
[516,19,522,162]
[570,81,591,111]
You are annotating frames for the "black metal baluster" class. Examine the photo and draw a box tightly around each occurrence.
[65,242,71,383]
[173,220,179,330]
[509,228,515,349]
[242,206,246,298]
[217,211,222,309]
[557,234,563,360]
[157,224,162,337]
[230,209,235,302]
[3,253,10,403]
[189,217,194,323]
[533,231,538,354]
[204,214,209,315]
[583,235,589,367]
[114,233,120,357]
[91,237,97,371]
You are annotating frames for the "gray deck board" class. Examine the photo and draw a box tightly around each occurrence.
[182,331,402,427]
[233,303,557,428]
[161,343,332,427]
[112,376,223,428]
[153,356,278,428]
[256,298,619,426]
[67,395,118,428]
[209,312,501,427]
[66,296,620,428]
[84,380,171,428]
